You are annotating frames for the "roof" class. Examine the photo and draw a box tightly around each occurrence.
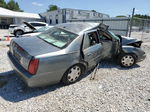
[55,22,99,34]
[0,7,41,19]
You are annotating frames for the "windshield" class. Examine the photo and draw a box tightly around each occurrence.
[109,31,120,41]
[37,27,78,48]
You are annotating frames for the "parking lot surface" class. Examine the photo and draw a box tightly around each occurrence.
[0,31,150,112]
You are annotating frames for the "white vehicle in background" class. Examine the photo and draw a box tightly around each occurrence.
[22,26,53,37]
[9,21,48,36]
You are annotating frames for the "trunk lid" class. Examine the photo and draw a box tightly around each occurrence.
[13,36,60,56]
[10,36,60,70]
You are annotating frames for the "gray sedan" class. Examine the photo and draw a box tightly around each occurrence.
[7,22,146,87]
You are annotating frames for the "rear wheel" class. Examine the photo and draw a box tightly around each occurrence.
[62,64,83,85]
[118,53,136,68]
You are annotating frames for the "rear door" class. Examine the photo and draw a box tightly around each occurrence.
[82,30,103,68]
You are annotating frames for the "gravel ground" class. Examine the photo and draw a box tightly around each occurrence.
[0,32,150,112]
[0,30,9,37]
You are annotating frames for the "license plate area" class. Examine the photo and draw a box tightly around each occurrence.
[14,51,21,62]
[13,43,22,62]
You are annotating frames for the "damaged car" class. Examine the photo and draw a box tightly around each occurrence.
[7,22,146,87]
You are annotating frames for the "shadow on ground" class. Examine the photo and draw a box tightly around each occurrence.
[4,36,15,38]
[0,60,140,102]
[99,59,140,70]
[0,70,65,102]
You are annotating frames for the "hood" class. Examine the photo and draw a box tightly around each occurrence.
[90,23,109,31]
[23,22,36,30]
[98,23,109,31]
[121,36,142,45]
[13,36,60,56]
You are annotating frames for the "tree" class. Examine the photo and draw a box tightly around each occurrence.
[47,5,58,12]
[0,0,7,8]
[0,0,23,12]
[134,14,150,19]
[91,10,96,12]
[15,2,23,12]
[116,15,127,18]
[7,0,22,11]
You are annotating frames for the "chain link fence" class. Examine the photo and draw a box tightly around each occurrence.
[67,17,150,38]
[132,18,150,32]
[67,18,130,36]
[130,18,150,41]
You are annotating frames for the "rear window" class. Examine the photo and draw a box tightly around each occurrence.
[37,27,78,48]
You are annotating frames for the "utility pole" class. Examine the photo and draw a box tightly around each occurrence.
[129,8,135,37]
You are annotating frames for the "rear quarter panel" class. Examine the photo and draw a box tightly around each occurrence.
[35,52,81,84]
[31,34,84,85]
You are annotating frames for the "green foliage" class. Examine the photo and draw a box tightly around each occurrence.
[7,0,22,11]
[116,15,127,18]
[0,0,23,12]
[134,14,150,19]
[91,10,96,12]
[47,5,58,12]
[0,0,7,8]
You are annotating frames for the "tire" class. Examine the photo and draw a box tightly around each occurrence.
[62,64,84,85]
[14,30,24,37]
[118,53,136,68]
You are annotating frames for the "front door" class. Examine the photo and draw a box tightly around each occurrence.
[97,30,114,59]
[82,31,103,68]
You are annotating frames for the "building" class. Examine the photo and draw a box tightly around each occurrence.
[0,7,110,29]
[40,8,110,25]
[0,7,41,29]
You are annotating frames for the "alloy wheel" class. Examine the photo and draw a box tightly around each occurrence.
[121,55,135,67]
[67,66,81,82]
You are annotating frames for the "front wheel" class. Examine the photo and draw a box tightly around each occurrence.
[118,53,136,68]
[62,64,83,85]
[14,30,24,37]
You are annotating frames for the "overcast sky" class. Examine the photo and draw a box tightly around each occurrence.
[5,0,150,17]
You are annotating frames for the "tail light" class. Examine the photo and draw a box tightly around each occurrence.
[28,59,39,75]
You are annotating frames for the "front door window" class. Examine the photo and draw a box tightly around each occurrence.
[83,31,102,68]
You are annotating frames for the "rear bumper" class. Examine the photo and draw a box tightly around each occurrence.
[7,51,61,87]
[7,51,33,87]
